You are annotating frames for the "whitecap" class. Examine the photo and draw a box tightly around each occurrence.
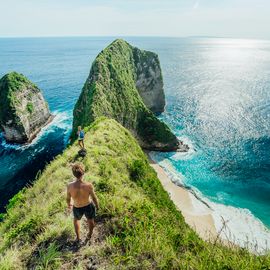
[209,200,270,254]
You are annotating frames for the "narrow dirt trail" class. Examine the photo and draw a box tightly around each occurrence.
[60,218,109,270]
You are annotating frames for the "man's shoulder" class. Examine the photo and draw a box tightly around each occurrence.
[67,180,76,188]
[84,181,93,189]
[85,181,93,187]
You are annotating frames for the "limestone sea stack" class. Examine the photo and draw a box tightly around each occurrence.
[72,39,179,151]
[0,72,53,144]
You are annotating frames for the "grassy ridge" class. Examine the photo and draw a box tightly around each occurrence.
[0,118,269,269]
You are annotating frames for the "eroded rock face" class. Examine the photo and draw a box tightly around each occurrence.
[72,39,179,151]
[133,47,165,114]
[0,72,52,144]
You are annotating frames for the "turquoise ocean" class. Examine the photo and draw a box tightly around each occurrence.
[0,37,269,251]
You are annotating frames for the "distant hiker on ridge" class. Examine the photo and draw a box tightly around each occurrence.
[77,126,85,149]
[67,163,99,244]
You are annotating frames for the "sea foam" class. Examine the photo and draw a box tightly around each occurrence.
[0,110,72,151]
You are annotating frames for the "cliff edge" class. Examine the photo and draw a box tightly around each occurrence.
[72,39,179,151]
[0,72,52,144]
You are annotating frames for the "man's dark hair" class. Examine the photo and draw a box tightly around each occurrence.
[72,163,85,178]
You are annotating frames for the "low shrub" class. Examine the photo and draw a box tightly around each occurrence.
[129,159,147,181]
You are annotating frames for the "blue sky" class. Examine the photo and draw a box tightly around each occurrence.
[0,0,269,39]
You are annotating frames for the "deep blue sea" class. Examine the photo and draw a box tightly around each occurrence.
[0,37,269,250]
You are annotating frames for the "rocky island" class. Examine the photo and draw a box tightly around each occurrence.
[0,72,53,144]
[72,39,181,151]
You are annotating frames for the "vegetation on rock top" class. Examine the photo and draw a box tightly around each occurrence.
[0,72,51,143]
[0,72,38,125]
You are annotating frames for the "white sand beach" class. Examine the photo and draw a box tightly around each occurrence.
[148,156,217,242]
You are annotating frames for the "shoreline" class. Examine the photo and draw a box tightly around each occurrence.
[147,153,217,242]
[147,151,270,254]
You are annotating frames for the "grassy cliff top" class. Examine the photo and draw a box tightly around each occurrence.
[0,72,39,124]
[0,118,269,269]
[0,72,38,92]
[72,39,179,151]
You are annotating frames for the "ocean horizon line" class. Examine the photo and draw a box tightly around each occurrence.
[0,35,270,42]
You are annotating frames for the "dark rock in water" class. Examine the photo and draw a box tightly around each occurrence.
[0,72,53,144]
[72,39,180,152]
[78,149,87,157]
[178,142,190,152]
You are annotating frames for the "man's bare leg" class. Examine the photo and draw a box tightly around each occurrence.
[87,219,95,239]
[82,140,85,149]
[74,219,81,240]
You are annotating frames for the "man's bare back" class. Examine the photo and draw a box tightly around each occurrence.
[67,163,99,242]
[68,180,93,208]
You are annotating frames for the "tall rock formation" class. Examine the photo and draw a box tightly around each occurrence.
[72,39,179,151]
[0,72,53,144]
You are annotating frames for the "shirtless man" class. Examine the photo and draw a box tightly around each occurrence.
[67,163,99,243]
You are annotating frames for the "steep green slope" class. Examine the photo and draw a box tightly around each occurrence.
[0,118,269,269]
[72,39,179,151]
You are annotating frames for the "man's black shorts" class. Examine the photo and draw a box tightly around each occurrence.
[73,202,96,220]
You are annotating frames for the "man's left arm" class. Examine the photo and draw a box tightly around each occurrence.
[89,184,99,210]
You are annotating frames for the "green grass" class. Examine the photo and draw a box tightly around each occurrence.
[0,118,269,269]
[72,39,179,151]
[36,243,62,270]
[27,102,34,114]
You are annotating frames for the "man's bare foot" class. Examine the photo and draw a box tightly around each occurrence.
[74,238,82,247]
[85,233,92,244]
